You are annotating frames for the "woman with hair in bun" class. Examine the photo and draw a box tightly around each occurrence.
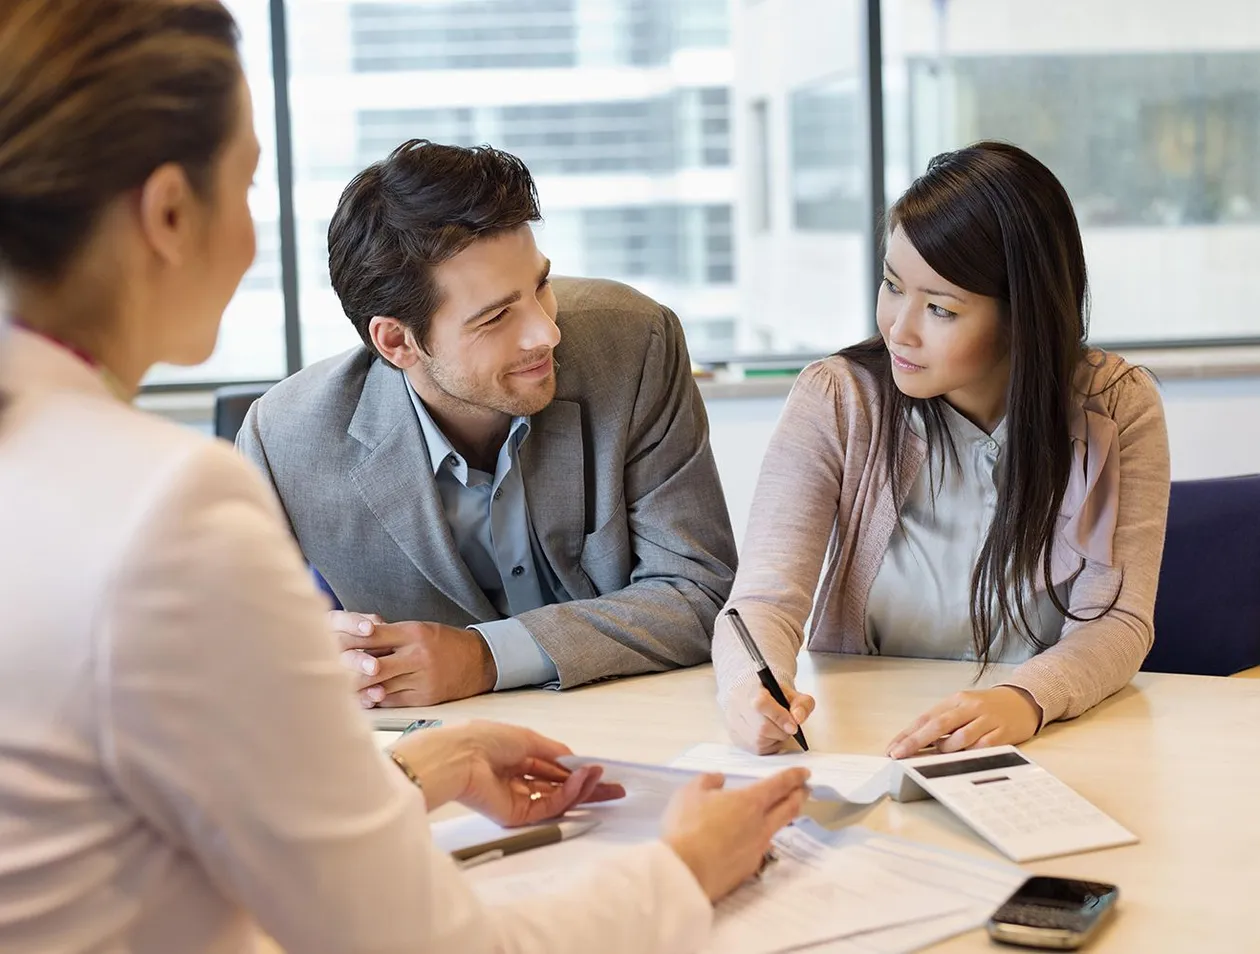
[0,3,807,951]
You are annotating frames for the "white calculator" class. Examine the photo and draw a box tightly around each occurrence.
[889,745,1137,863]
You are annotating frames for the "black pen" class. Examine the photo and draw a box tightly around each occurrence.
[726,608,809,752]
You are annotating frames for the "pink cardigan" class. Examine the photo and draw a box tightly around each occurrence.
[713,350,1171,726]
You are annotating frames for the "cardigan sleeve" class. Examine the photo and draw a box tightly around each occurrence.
[712,361,852,707]
[1002,367,1170,723]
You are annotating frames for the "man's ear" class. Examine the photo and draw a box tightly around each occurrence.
[369,316,421,368]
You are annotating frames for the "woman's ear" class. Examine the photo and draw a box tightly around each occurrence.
[137,162,197,267]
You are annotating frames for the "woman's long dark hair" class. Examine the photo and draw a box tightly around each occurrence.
[842,140,1103,666]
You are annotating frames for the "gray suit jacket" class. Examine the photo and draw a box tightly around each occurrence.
[237,277,737,688]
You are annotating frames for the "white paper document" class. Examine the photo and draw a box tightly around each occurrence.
[559,754,855,808]
[447,815,969,954]
[774,822,1026,953]
[670,743,895,805]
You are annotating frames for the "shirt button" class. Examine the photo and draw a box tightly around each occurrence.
[493,488,503,501]
[511,565,525,577]
[447,455,459,468]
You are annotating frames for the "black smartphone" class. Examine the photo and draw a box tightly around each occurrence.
[987,876,1119,950]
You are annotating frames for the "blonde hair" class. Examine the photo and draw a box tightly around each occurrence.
[0,0,241,283]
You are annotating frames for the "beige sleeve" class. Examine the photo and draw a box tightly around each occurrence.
[1004,370,1171,723]
[713,362,850,706]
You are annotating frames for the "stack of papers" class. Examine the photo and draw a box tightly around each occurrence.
[431,745,1027,953]
[772,822,1025,952]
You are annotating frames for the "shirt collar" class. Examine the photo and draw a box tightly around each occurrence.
[403,375,530,476]
[908,401,1007,447]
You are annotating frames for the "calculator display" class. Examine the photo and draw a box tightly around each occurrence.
[914,751,1029,779]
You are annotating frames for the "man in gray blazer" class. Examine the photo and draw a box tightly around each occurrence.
[238,140,736,708]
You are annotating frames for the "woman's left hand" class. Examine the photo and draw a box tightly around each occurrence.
[886,686,1042,759]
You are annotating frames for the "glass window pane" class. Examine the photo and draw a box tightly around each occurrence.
[737,0,869,355]
[289,0,861,366]
[144,0,287,386]
[883,0,1260,344]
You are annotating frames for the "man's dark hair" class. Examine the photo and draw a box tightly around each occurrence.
[327,139,542,357]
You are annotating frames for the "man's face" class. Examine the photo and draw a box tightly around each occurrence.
[413,225,560,418]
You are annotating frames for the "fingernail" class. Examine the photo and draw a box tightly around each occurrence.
[360,657,376,675]
[359,696,374,709]
[358,620,372,635]
[780,721,797,735]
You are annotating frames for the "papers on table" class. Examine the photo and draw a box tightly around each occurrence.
[438,810,995,954]
[774,822,1026,953]
[429,745,1028,953]
[668,742,895,805]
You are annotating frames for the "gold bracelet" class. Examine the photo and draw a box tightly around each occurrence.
[388,749,424,791]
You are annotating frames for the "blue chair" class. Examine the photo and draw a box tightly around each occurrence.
[1146,474,1260,676]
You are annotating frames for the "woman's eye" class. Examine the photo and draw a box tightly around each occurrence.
[881,277,901,294]
[928,303,957,320]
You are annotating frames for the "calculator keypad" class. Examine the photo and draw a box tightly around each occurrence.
[951,775,1110,838]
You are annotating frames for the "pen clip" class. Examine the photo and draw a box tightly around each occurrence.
[726,608,769,670]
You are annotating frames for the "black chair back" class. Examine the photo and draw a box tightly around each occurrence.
[213,384,271,443]
[1146,474,1260,675]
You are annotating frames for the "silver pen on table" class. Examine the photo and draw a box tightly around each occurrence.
[453,819,600,869]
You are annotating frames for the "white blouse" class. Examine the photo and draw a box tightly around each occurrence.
[0,329,711,954]
[865,403,1066,663]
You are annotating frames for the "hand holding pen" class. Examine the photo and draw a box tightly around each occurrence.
[723,608,817,755]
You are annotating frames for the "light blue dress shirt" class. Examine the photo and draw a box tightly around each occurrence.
[405,381,563,690]
[865,403,1066,662]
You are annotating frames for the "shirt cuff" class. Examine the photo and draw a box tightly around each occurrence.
[471,619,559,690]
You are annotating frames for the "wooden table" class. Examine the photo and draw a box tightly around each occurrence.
[372,655,1260,952]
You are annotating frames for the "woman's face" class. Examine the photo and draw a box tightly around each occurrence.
[876,226,1011,430]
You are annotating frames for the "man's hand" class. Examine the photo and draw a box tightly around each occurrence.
[886,686,1042,759]
[328,611,498,708]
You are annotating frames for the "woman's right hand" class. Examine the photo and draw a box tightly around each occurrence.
[723,680,816,755]
[662,769,810,903]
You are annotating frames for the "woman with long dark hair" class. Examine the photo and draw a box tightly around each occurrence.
[715,141,1170,758]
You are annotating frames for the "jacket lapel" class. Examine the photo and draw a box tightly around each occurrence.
[518,398,589,599]
[346,360,497,620]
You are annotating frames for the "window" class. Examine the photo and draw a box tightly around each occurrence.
[287,0,743,366]
[789,77,863,232]
[733,0,869,355]
[349,1,578,72]
[884,0,1260,344]
[142,0,286,385]
[748,100,772,233]
[154,0,1260,389]
[357,108,476,167]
